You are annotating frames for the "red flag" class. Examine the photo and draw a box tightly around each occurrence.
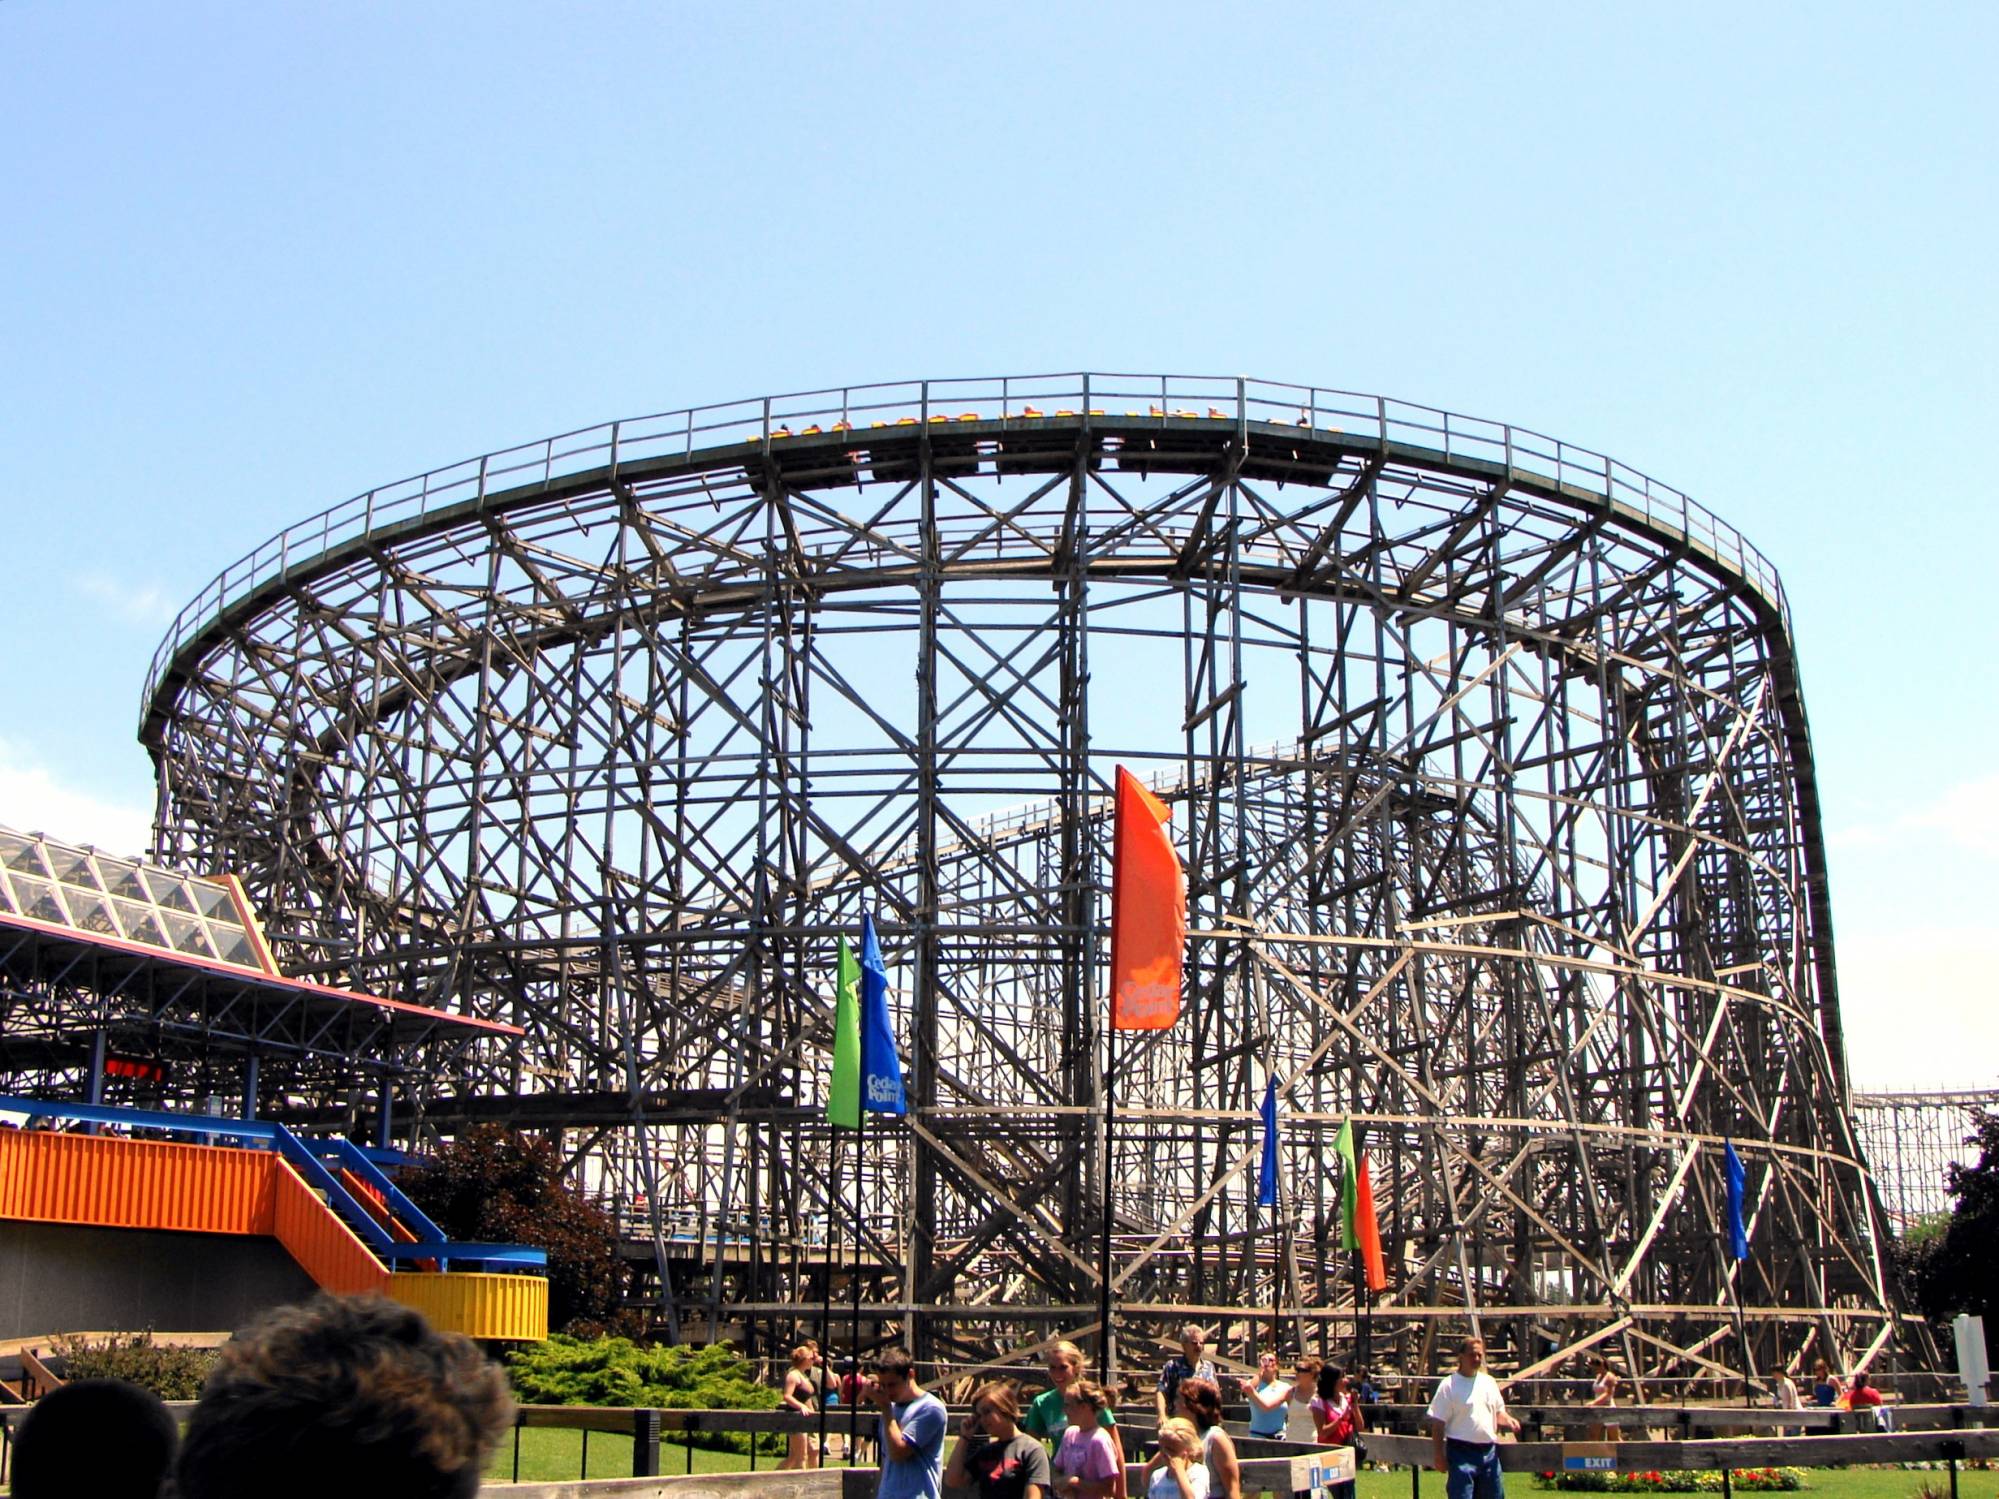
[1355,1154,1387,1292]
[1108,766,1185,1030]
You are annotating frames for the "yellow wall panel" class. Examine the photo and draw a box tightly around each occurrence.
[389,1270,547,1341]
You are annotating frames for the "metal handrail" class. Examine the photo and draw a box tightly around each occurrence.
[303,1132,451,1248]
[140,375,1790,731]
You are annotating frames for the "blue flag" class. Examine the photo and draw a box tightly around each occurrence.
[1257,1077,1279,1207]
[859,912,906,1115]
[1724,1141,1748,1260]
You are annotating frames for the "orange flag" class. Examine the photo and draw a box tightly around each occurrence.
[1355,1154,1388,1292]
[1109,766,1185,1030]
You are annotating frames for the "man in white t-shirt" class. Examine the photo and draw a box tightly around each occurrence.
[1426,1336,1519,1499]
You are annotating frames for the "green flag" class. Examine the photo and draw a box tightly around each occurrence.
[827,936,862,1129]
[1334,1119,1359,1252]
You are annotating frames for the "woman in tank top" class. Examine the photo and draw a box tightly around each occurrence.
[1174,1378,1239,1499]
[779,1345,820,1470]
[1286,1358,1323,1443]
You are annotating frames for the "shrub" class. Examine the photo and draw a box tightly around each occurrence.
[50,1330,219,1401]
[504,1335,783,1455]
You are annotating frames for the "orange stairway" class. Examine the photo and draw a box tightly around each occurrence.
[0,1100,546,1341]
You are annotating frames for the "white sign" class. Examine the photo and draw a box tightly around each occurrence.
[1956,1314,1990,1407]
[1290,1447,1355,1499]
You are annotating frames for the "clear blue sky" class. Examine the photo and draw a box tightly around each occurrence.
[2,1,1993,1088]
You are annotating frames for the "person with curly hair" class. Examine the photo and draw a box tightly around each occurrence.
[174,1293,514,1499]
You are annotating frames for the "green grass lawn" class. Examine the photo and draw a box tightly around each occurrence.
[484,1429,778,1483]
[473,1439,1997,1497]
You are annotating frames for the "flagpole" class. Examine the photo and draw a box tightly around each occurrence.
[1099,771,1123,1392]
[1270,1170,1282,1356]
[1356,1124,1371,1371]
[1351,1246,1361,1362]
[1723,1139,1753,1410]
[1097,1021,1117,1385]
[1721,1216,1752,1409]
[849,1108,866,1462]
[1360,1267,1372,1370]
[818,1128,836,1466]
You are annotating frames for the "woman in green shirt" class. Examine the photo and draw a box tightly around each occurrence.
[1024,1342,1124,1494]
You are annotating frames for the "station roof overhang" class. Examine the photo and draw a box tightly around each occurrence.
[0,908,522,1075]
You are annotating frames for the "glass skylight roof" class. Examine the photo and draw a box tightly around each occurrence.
[0,826,261,970]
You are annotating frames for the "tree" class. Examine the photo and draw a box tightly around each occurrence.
[401,1125,630,1334]
[1903,1108,1999,1327]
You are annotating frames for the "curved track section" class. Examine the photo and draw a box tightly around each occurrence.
[142,375,1898,1377]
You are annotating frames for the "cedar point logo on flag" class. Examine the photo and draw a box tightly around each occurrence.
[866,1073,902,1107]
[858,911,906,1115]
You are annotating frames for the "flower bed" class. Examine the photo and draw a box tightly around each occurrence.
[1532,1469,1809,1492]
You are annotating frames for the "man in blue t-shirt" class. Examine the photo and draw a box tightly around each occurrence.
[867,1346,948,1499]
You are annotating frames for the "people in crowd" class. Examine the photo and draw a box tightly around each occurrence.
[1175,1377,1240,1499]
[840,1359,876,1463]
[781,1344,821,1469]
[1156,1325,1218,1426]
[1050,1380,1121,1499]
[1426,1335,1520,1499]
[1246,1351,1292,1439]
[1143,1418,1211,1499]
[174,1293,512,1499]
[1286,1357,1324,1443]
[867,1346,948,1499]
[11,1377,179,1499]
[1310,1365,1362,1499]
[945,1383,1053,1499]
[1810,1359,1839,1407]
[1585,1354,1619,1442]
[804,1341,839,1419]
[1351,1365,1380,1406]
[1024,1341,1124,1490]
[1847,1369,1885,1426]
[1770,1366,1804,1437]
[1587,1355,1619,1407]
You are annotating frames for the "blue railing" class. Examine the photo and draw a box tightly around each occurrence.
[292,1133,450,1248]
